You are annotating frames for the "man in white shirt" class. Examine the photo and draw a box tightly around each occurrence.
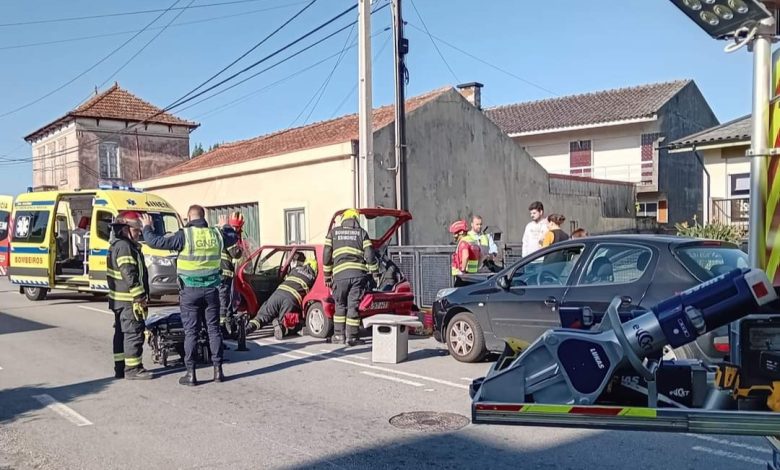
[521,201,548,258]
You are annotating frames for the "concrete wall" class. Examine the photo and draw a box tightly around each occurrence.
[76,118,191,189]
[701,145,750,200]
[657,82,719,225]
[370,89,636,245]
[136,142,356,246]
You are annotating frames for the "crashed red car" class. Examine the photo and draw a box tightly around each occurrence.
[234,208,417,338]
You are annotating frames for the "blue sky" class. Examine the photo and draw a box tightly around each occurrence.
[0,0,757,196]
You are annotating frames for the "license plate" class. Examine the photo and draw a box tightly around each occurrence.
[371,301,389,310]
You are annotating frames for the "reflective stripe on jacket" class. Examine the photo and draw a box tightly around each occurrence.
[107,236,148,305]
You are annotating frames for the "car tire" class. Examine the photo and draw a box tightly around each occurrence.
[446,312,487,363]
[305,302,333,339]
[24,287,47,301]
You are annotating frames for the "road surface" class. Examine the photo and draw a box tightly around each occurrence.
[0,278,772,469]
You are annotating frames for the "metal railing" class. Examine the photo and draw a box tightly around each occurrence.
[711,197,749,232]
[548,162,653,185]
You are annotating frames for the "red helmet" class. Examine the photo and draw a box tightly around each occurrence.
[112,211,142,229]
[448,220,468,235]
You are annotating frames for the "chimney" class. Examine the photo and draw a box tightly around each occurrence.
[457,82,484,109]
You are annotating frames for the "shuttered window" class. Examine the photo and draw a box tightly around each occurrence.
[206,203,260,252]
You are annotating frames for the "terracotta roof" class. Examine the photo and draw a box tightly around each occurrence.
[153,87,450,178]
[484,80,692,135]
[668,114,750,150]
[25,83,198,141]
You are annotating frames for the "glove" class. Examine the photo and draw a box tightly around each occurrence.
[324,276,333,289]
[132,301,148,322]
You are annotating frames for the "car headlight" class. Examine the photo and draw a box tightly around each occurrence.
[436,287,458,301]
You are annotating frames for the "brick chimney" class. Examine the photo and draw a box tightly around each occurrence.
[457,82,483,109]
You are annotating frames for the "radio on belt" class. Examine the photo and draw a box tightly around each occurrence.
[471,268,777,406]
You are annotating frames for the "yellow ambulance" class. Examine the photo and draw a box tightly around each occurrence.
[0,194,12,276]
[9,186,182,301]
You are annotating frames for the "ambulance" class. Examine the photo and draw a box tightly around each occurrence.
[8,185,182,301]
[0,195,12,276]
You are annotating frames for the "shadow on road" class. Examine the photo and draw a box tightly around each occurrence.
[0,377,113,425]
[0,312,54,336]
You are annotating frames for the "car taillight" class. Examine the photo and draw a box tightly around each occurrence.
[713,336,729,353]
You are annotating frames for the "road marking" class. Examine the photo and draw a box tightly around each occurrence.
[424,388,435,392]
[460,377,473,382]
[361,371,423,387]
[691,446,765,466]
[32,394,93,427]
[255,340,469,390]
[78,305,113,316]
[320,349,368,360]
[685,434,771,454]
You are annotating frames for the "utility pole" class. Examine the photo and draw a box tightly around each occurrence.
[358,0,373,209]
[391,0,409,244]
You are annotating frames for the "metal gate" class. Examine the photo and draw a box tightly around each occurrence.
[206,203,260,252]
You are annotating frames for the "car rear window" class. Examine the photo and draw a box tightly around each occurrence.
[675,245,748,281]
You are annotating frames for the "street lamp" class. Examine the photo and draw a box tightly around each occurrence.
[669,0,777,364]
[669,0,774,39]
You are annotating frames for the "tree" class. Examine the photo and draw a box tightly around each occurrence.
[191,143,205,158]
[208,143,221,152]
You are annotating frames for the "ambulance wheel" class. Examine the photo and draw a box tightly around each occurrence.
[24,287,47,301]
[305,302,332,339]
[446,312,487,363]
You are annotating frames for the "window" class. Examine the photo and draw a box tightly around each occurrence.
[99,142,120,180]
[285,208,306,244]
[731,173,750,196]
[12,211,50,244]
[57,138,67,183]
[95,211,113,241]
[46,143,56,186]
[253,249,286,276]
[579,245,653,286]
[675,245,748,282]
[144,212,181,238]
[207,203,259,252]
[641,133,660,184]
[569,140,592,176]
[511,245,584,287]
[637,202,658,217]
[0,210,9,241]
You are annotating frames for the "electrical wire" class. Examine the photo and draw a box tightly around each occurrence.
[406,23,557,97]
[0,0,183,119]
[329,32,392,118]
[408,0,459,83]
[0,0,283,28]
[0,2,306,52]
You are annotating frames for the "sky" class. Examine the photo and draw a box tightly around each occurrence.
[0,0,759,196]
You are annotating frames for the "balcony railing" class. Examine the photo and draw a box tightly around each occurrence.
[547,162,653,185]
[711,197,749,232]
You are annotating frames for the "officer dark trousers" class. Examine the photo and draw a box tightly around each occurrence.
[333,276,368,340]
[112,310,125,377]
[117,303,144,371]
[180,286,223,367]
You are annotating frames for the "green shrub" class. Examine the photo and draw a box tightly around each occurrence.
[675,216,744,245]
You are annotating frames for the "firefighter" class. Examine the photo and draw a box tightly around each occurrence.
[107,211,152,380]
[246,257,317,339]
[450,220,480,287]
[219,212,245,336]
[141,206,238,386]
[323,209,378,346]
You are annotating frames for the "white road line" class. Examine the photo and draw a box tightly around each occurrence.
[685,434,771,454]
[460,377,473,382]
[691,446,765,466]
[320,349,368,360]
[361,371,423,387]
[255,340,469,390]
[0,365,3,370]
[32,394,93,427]
[78,305,113,316]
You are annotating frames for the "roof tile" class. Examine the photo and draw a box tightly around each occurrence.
[668,114,750,149]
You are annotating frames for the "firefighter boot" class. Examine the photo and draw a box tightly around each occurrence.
[213,364,225,383]
[328,334,346,344]
[179,367,197,386]
[125,367,153,380]
[272,318,287,341]
[347,338,366,347]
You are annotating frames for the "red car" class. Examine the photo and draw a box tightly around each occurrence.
[235,208,416,338]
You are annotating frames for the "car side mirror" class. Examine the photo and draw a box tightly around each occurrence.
[497,275,510,290]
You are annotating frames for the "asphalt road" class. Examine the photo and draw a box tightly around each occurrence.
[0,278,774,469]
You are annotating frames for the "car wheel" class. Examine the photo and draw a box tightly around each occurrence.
[306,302,333,338]
[24,287,47,301]
[446,312,487,363]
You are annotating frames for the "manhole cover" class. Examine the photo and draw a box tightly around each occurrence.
[389,411,470,432]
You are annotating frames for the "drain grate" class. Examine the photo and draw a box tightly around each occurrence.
[389,411,470,432]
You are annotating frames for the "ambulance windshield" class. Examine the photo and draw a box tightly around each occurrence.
[145,212,181,238]
[0,210,9,241]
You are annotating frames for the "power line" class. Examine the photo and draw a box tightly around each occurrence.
[330,32,392,118]
[0,2,306,52]
[97,0,198,90]
[0,0,284,28]
[0,0,183,120]
[171,0,319,110]
[408,0,459,84]
[406,23,558,97]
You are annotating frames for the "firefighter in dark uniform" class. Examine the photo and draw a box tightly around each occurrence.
[141,205,237,386]
[246,257,317,340]
[107,211,152,380]
[323,209,378,346]
[219,212,245,336]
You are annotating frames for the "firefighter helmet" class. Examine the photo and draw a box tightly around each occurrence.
[342,208,359,220]
[112,211,143,229]
[448,220,468,235]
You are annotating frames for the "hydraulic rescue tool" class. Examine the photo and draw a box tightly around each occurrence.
[471,268,777,407]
